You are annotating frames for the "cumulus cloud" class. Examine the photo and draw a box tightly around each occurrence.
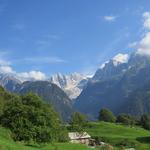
[0,57,15,74]
[0,50,48,81]
[0,59,11,66]
[136,12,150,56]
[0,66,15,74]
[143,12,150,29]
[0,58,46,80]
[17,71,46,81]
[104,15,117,22]
[136,32,150,55]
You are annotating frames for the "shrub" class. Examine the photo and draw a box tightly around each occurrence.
[70,112,87,132]
[1,93,68,143]
[116,114,136,126]
[140,114,150,130]
[117,139,139,148]
[99,108,116,123]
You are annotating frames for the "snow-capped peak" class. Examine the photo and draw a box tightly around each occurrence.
[112,53,129,65]
[100,61,109,69]
[50,73,89,99]
[100,53,129,69]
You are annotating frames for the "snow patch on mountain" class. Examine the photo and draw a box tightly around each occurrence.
[112,53,129,65]
[0,73,22,91]
[50,73,89,99]
[100,53,129,69]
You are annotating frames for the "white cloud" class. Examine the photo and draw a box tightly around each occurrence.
[0,55,14,74]
[135,12,150,56]
[104,15,117,22]
[0,66,15,74]
[0,57,47,81]
[0,51,65,81]
[143,12,150,29]
[17,71,46,81]
[136,32,150,56]
[0,59,11,66]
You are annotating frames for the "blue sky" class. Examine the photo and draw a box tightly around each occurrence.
[0,0,150,79]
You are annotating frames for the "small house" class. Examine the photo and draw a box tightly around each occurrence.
[68,132,91,145]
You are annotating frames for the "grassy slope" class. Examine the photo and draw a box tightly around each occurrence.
[85,121,150,150]
[1,122,150,150]
[0,126,93,150]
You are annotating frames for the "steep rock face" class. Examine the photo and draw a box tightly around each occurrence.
[92,53,129,82]
[50,73,89,99]
[0,73,74,121]
[75,53,150,119]
[0,74,21,91]
[14,81,73,121]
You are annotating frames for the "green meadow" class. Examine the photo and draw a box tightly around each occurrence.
[0,125,93,150]
[0,122,150,150]
[85,121,150,150]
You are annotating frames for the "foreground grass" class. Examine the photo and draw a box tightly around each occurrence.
[85,121,150,150]
[0,126,93,150]
[1,122,150,150]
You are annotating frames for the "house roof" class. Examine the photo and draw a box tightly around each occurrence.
[68,132,91,140]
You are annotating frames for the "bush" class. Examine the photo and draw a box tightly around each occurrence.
[140,114,150,130]
[117,139,139,148]
[1,93,68,143]
[70,112,87,132]
[96,144,113,150]
[116,114,136,126]
[99,108,116,123]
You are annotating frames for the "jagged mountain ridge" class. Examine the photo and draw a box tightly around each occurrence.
[75,53,150,119]
[0,74,21,91]
[50,73,89,99]
[14,81,73,121]
[1,52,150,120]
[0,74,73,121]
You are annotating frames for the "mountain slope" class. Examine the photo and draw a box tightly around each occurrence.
[0,74,21,92]
[0,74,73,121]
[50,73,89,99]
[75,53,150,119]
[14,81,73,121]
[92,54,128,82]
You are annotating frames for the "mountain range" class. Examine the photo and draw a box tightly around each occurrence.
[75,53,150,119]
[0,73,88,121]
[50,73,89,99]
[1,52,150,120]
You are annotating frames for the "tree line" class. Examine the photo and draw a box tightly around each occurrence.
[99,108,150,130]
[68,108,150,132]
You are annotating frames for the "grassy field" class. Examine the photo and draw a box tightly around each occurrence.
[0,126,93,150]
[0,122,150,150]
[85,121,150,150]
